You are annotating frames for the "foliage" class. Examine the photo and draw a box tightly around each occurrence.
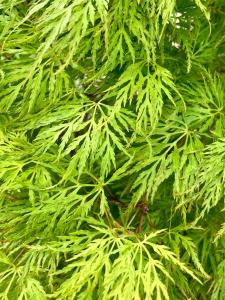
[0,0,225,299]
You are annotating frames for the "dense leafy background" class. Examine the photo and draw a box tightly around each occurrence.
[0,0,225,299]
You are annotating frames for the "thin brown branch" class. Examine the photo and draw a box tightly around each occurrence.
[104,185,128,208]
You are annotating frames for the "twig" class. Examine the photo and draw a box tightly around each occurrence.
[105,185,128,208]
[136,202,149,233]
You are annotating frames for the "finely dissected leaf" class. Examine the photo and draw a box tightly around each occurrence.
[0,0,225,299]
